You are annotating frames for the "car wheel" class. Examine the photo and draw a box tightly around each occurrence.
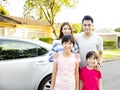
[38,75,51,90]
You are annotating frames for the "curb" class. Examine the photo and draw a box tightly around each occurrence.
[103,56,120,63]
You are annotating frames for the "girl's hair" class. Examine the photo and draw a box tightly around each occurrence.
[86,51,98,60]
[61,35,75,46]
[58,22,73,39]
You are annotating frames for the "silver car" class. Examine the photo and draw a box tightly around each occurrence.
[0,36,53,90]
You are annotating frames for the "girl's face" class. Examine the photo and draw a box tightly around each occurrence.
[62,25,72,36]
[82,20,93,34]
[87,55,97,68]
[62,40,73,52]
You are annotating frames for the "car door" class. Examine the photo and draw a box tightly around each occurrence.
[0,39,49,90]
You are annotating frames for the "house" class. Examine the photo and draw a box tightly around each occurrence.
[95,29,120,48]
[0,14,52,39]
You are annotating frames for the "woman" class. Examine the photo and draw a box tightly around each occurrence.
[49,22,79,62]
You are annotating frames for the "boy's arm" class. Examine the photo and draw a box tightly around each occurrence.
[99,79,102,90]
[80,80,83,90]
[50,62,57,90]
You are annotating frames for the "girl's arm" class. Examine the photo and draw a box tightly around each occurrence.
[99,79,102,90]
[50,62,58,90]
[75,62,80,90]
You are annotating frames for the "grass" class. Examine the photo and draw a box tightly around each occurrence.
[104,49,120,59]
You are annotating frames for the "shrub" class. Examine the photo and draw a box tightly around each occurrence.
[103,40,116,49]
[39,37,53,44]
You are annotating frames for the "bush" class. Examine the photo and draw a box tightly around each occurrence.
[103,40,116,49]
[39,37,53,44]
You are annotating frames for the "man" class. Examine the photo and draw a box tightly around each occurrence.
[76,15,103,68]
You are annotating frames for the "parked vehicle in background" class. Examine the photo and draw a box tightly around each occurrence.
[0,36,52,90]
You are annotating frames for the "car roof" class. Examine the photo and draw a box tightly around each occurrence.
[0,36,52,50]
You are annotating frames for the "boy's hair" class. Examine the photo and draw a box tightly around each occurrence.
[62,35,75,46]
[82,15,93,24]
[86,51,98,60]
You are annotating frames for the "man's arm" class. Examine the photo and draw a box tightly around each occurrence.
[97,50,103,68]
[98,50,103,62]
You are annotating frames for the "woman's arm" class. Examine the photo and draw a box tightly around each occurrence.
[50,62,58,90]
[49,40,59,62]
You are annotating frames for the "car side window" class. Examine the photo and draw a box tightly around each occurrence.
[0,40,47,60]
[37,46,48,56]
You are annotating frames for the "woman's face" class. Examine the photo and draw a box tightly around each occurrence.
[62,25,72,36]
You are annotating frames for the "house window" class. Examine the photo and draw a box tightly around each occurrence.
[27,29,45,38]
[0,27,4,36]
[37,30,45,37]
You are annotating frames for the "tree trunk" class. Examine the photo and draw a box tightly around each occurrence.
[51,24,58,38]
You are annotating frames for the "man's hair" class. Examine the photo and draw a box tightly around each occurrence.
[82,15,93,24]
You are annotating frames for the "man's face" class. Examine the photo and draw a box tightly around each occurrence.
[82,20,93,34]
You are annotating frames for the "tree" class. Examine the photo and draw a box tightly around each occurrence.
[72,23,82,34]
[23,0,79,37]
[114,27,120,32]
[0,4,9,15]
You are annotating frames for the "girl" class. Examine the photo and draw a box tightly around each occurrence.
[49,22,78,62]
[50,35,80,90]
[80,51,102,90]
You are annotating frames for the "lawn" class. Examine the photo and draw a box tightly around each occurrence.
[104,49,120,59]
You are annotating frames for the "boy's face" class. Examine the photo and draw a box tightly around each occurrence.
[62,40,73,52]
[82,20,93,34]
[87,56,97,67]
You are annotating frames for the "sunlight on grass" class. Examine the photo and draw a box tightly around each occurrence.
[104,49,120,59]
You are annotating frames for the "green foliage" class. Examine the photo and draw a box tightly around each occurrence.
[114,27,120,32]
[23,0,79,37]
[39,37,53,44]
[103,40,116,49]
[0,5,9,15]
[72,23,81,34]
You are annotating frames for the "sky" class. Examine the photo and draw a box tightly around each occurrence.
[6,0,120,29]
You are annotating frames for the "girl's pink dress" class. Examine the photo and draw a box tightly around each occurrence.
[54,53,80,90]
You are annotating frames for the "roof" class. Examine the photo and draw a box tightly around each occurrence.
[0,14,50,26]
[94,29,115,33]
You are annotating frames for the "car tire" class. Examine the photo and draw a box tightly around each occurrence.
[38,75,51,90]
